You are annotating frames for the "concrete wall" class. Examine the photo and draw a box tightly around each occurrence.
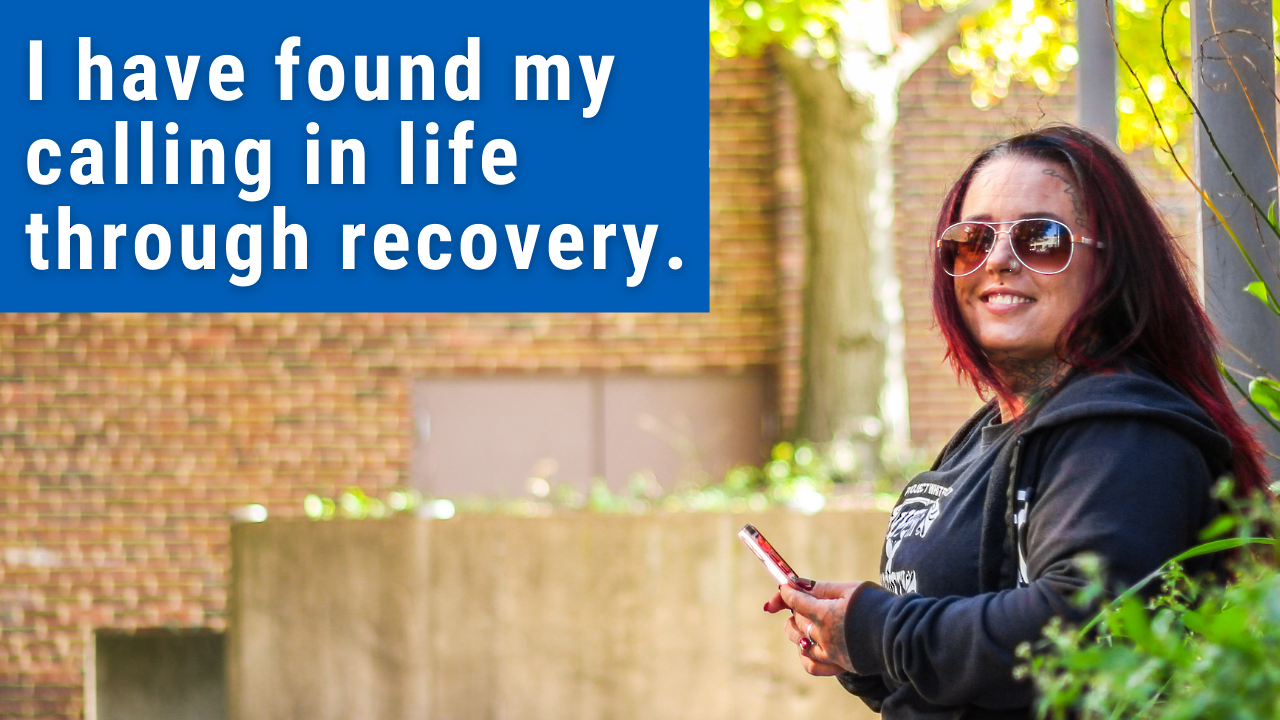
[229,511,890,720]
[94,630,225,720]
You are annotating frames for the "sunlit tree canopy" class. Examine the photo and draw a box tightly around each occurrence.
[950,0,1196,164]
[710,0,1280,166]
[1111,0,1194,160]
[710,0,846,60]
[946,0,1078,107]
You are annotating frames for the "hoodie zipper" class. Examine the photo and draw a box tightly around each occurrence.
[1010,437,1031,587]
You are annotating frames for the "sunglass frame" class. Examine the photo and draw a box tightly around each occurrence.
[936,218,1105,277]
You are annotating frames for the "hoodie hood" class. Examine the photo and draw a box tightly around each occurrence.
[1024,361,1233,473]
[970,359,1232,594]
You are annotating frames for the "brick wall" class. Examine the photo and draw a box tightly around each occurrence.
[0,57,783,720]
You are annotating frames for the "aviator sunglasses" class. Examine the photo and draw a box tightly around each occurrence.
[937,218,1105,277]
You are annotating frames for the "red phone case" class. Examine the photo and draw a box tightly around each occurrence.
[738,523,811,591]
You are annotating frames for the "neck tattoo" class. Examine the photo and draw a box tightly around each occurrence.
[990,354,1068,417]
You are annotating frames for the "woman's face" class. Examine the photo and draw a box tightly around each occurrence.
[953,156,1099,363]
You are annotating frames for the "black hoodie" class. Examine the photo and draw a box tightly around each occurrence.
[836,362,1230,718]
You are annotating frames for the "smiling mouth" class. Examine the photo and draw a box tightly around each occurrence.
[983,293,1034,306]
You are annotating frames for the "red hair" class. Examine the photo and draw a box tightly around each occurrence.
[931,124,1268,497]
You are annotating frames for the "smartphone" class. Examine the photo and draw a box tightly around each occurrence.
[738,523,814,591]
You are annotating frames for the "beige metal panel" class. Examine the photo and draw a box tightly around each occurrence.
[412,377,595,497]
[602,374,776,491]
[412,374,775,498]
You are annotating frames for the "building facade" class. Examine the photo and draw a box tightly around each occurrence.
[1,18,1197,718]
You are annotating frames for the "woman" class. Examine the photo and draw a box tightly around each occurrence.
[765,124,1267,718]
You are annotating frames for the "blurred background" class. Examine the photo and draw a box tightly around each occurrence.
[2,3,1207,719]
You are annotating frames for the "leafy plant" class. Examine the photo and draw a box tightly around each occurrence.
[944,0,1080,106]
[711,0,1223,165]
[298,438,916,520]
[302,486,434,519]
[947,0,1202,162]
[710,0,845,62]
[1022,483,1279,719]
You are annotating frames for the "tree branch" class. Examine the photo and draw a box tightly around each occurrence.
[887,0,999,86]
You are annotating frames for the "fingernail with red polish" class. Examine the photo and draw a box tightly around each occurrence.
[799,638,813,650]
[763,602,770,612]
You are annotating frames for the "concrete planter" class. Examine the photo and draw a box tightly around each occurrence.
[229,510,889,720]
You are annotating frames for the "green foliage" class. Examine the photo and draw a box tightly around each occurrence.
[1243,281,1277,313]
[708,0,1278,168]
[1111,0,1194,161]
[1022,484,1280,719]
[300,439,914,520]
[946,0,1079,105]
[710,0,845,61]
[708,0,1086,140]
[524,438,913,515]
[303,486,428,519]
[946,0,1198,164]
[1248,377,1280,421]
[955,0,1280,167]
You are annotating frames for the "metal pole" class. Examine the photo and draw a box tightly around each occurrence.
[1193,0,1280,473]
[1076,0,1118,143]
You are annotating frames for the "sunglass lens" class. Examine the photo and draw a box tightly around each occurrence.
[1011,220,1072,273]
[940,223,993,276]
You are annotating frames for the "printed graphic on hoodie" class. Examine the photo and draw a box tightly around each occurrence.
[882,482,953,594]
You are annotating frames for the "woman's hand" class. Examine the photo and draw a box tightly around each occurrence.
[764,581,865,676]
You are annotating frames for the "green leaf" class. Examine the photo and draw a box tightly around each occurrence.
[1198,514,1237,540]
[1196,605,1251,647]
[1248,377,1280,420]
[1241,280,1280,316]
[1245,281,1271,305]
[1182,608,1206,634]
[1113,596,1156,652]
[1268,199,1277,233]
[1167,536,1276,565]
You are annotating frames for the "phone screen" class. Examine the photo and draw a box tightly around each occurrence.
[738,524,804,589]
